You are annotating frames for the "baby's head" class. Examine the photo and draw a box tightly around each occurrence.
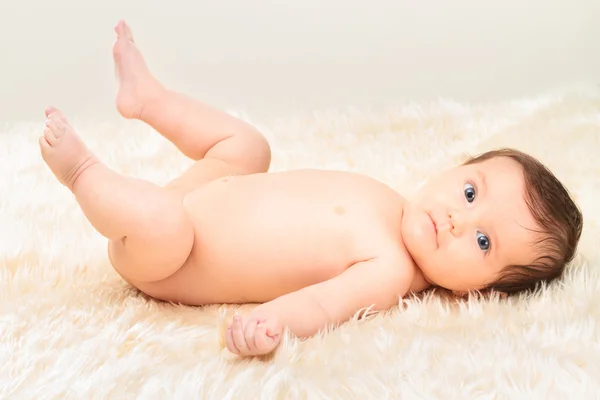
[402,148,583,296]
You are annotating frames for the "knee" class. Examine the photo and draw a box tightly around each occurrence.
[235,129,271,174]
[248,131,271,173]
[208,128,271,174]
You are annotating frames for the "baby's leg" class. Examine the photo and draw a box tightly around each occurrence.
[112,21,271,195]
[40,108,193,283]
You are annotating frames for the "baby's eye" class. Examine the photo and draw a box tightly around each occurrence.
[464,183,476,203]
[477,232,490,251]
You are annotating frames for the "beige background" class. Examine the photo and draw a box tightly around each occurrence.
[1,0,599,124]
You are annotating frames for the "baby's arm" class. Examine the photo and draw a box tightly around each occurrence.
[226,252,414,356]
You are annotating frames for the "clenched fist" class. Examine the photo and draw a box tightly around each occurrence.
[225,314,283,356]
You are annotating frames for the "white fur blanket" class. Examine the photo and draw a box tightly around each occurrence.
[1,89,599,398]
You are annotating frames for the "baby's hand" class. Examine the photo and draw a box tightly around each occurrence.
[225,314,282,356]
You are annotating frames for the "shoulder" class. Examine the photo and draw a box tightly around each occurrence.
[364,228,431,296]
[371,238,432,296]
[357,175,406,227]
[356,244,418,303]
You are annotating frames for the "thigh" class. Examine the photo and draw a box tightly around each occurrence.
[107,189,195,283]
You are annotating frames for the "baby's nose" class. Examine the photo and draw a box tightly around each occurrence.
[437,219,459,236]
[447,211,464,236]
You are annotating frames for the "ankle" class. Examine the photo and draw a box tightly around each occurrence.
[136,84,167,122]
[65,156,100,192]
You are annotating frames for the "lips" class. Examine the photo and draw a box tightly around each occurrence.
[430,214,438,233]
[428,213,439,246]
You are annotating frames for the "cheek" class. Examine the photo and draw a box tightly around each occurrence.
[441,237,475,266]
[423,184,461,209]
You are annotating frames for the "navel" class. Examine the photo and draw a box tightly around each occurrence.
[333,205,346,215]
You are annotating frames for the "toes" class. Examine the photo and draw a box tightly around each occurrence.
[38,136,51,153]
[47,108,67,122]
[46,114,67,137]
[43,127,59,146]
[115,20,134,42]
[114,21,123,36]
[44,106,57,118]
[123,22,134,42]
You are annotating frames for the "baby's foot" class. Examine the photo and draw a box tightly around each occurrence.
[39,107,99,191]
[113,20,164,119]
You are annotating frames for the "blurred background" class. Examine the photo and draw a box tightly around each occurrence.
[1,0,598,124]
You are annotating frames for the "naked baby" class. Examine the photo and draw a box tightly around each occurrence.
[40,21,583,357]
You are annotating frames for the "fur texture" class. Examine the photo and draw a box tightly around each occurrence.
[1,89,599,398]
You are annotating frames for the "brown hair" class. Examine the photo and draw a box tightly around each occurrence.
[463,148,583,295]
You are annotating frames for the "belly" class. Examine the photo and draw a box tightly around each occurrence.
[137,170,402,305]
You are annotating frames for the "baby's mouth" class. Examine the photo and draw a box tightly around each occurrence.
[428,213,439,247]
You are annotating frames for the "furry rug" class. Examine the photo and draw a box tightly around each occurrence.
[1,89,599,399]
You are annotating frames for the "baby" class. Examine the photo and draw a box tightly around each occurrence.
[40,21,583,357]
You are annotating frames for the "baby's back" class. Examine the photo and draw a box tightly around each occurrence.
[137,169,407,305]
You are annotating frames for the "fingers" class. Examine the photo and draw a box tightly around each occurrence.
[225,324,237,354]
[231,315,251,355]
[244,317,259,352]
[225,315,282,357]
[263,318,282,338]
[254,323,280,354]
